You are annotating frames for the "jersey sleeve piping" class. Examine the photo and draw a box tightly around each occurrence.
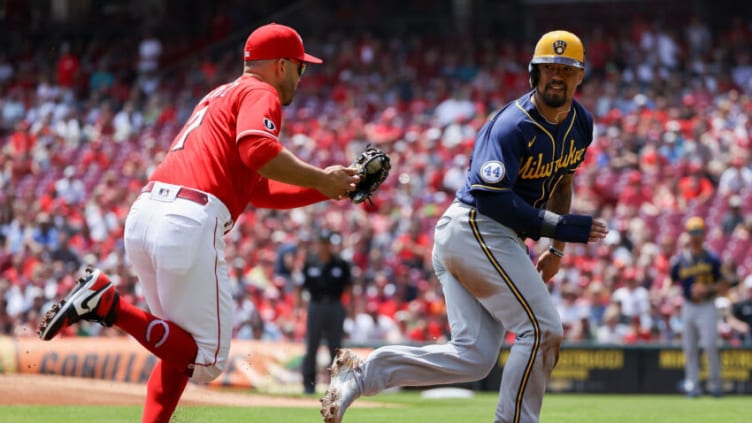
[470,184,512,191]
[236,129,279,143]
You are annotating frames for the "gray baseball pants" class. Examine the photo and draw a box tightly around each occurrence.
[681,300,721,394]
[356,202,563,423]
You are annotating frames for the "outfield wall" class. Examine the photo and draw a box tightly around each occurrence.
[481,346,752,395]
[2,337,751,394]
[1,336,373,391]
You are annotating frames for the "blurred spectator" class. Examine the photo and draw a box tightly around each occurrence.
[112,101,144,143]
[6,120,34,155]
[246,250,277,291]
[0,53,14,88]
[720,256,742,289]
[2,91,26,130]
[442,154,468,193]
[54,165,86,205]
[49,230,81,273]
[684,15,713,61]
[595,305,630,344]
[29,213,59,253]
[731,51,752,93]
[677,162,714,207]
[274,235,302,294]
[235,299,282,341]
[391,218,431,271]
[656,28,681,71]
[653,297,683,343]
[433,87,475,128]
[618,170,652,210]
[584,281,611,331]
[345,299,400,344]
[611,267,652,332]
[89,59,115,97]
[55,42,80,99]
[80,138,111,169]
[721,195,745,236]
[137,29,163,75]
[717,156,752,196]
[556,283,591,342]
[728,276,752,344]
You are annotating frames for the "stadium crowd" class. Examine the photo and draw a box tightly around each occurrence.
[1,8,752,349]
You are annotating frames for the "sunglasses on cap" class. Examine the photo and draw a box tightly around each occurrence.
[286,58,306,76]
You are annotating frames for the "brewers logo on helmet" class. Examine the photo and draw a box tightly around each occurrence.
[529,30,585,87]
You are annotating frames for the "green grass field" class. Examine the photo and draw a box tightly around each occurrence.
[2,391,749,423]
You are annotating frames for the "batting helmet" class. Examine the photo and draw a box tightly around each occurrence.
[685,216,705,234]
[529,30,585,88]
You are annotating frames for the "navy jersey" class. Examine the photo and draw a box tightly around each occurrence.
[669,249,722,302]
[457,91,593,208]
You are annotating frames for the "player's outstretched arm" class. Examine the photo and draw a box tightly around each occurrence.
[257,148,359,199]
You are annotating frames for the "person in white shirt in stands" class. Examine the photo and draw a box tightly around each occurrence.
[611,267,652,331]
[138,29,163,75]
[717,156,752,196]
[596,304,631,344]
[345,300,400,344]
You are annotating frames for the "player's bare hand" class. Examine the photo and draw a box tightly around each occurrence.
[588,218,608,242]
[690,283,707,301]
[536,252,561,282]
[318,165,360,200]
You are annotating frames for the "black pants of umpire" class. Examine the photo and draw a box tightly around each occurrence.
[302,299,346,393]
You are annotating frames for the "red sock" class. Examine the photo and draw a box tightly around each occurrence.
[114,297,198,374]
[142,360,189,423]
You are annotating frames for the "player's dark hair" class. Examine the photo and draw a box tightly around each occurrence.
[528,64,540,88]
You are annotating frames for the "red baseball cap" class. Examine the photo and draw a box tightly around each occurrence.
[244,23,323,64]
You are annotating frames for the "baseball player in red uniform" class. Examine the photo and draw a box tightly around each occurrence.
[38,23,358,422]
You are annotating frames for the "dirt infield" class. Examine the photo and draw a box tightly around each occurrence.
[0,374,322,407]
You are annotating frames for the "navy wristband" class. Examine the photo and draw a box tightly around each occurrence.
[554,214,593,243]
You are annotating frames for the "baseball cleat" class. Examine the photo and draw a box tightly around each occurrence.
[37,267,118,341]
[320,348,363,423]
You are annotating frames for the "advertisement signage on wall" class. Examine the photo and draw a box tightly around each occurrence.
[4,337,752,394]
[490,346,752,394]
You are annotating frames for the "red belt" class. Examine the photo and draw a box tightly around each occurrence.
[142,181,209,205]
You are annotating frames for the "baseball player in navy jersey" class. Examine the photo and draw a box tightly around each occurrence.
[670,216,725,397]
[321,30,608,423]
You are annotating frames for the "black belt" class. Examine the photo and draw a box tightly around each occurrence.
[142,181,209,205]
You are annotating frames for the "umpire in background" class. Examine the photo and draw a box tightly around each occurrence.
[670,216,726,398]
[296,229,353,394]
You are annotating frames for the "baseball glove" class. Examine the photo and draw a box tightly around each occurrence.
[348,144,391,204]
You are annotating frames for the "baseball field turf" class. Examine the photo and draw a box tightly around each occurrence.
[1,391,749,423]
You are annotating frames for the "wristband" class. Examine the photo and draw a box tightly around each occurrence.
[539,210,562,238]
[555,214,593,243]
[548,246,565,257]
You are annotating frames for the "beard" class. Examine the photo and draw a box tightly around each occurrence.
[539,84,568,108]
[280,76,298,106]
